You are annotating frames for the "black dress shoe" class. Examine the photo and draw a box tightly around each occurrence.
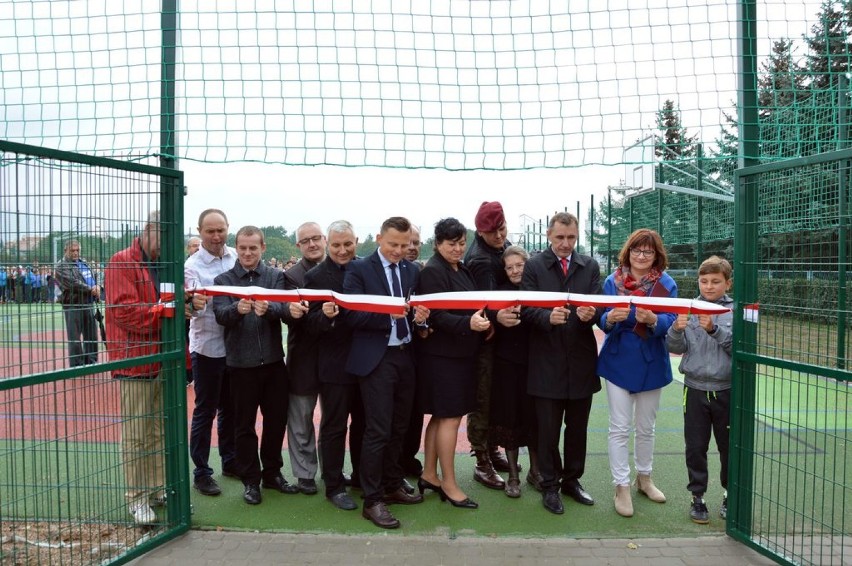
[382,486,424,505]
[328,492,358,511]
[221,468,241,479]
[298,478,318,495]
[243,484,262,505]
[562,482,595,506]
[445,495,478,509]
[193,475,221,496]
[417,477,444,497]
[362,502,400,529]
[542,491,564,515]
[401,478,415,495]
[262,474,300,494]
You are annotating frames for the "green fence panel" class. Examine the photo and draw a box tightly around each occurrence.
[0,140,189,566]
[730,148,851,566]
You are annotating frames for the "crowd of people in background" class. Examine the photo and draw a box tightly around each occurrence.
[1,265,64,304]
[48,202,732,533]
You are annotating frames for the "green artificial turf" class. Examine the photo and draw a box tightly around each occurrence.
[189,369,732,538]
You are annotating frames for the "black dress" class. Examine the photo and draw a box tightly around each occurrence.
[415,254,481,418]
[489,281,534,450]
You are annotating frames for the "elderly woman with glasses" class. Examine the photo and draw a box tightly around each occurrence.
[597,228,677,518]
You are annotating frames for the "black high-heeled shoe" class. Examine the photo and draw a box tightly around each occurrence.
[445,495,479,509]
[417,477,444,498]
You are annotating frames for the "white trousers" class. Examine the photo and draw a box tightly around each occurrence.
[605,380,662,486]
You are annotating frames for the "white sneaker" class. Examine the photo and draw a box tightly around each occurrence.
[129,502,156,525]
[149,492,167,507]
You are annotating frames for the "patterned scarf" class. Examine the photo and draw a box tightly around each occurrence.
[612,266,662,297]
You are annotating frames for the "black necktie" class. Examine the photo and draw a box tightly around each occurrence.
[389,263,409,341]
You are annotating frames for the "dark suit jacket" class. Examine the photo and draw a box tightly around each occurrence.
[343,251,419,377]
[303,257,356,385]
[520,247,602,400]
[283,257,321,394]
[414,253,481,359]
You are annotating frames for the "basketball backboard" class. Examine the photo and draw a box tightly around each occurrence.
[622,135,656,190]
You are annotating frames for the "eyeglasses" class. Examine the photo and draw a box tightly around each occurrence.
[629,248,656,258]
[297,235,324,246]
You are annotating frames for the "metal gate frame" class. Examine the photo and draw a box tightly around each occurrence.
[729,147,851,565]
[0,139,189,565]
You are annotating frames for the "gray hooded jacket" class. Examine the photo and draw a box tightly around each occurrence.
[666,294,733,391]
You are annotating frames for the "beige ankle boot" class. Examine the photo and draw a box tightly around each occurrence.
[614,484,633,517]
[635,473,666,503]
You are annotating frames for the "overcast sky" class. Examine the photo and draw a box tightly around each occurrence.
[180,160,619,244]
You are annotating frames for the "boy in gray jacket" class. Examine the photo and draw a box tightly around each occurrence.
[667,256,733,525]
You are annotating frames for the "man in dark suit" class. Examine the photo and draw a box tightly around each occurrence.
[282,221,327,495]
[302,220,364,511]
[520,212,603,515]
[343,216,430,529]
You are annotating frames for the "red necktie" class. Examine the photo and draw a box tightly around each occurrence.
[560,257,568,276]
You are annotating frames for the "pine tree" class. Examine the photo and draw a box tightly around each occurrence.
[654,99,699,164]
[804,0,851,91]
[709,109,739,188]
[758,39,806,116]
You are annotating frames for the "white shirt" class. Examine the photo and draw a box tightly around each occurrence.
[185,244,237,357]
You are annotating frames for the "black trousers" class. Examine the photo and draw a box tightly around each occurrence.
[684,386,730,496]
[359,347,416,506]
[229,361,289,486]
[319,381,365,496]
[400,408,424,471]
[534,395,593,493]
[189,353,236,480]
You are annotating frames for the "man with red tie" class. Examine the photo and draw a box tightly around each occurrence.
[520,212,603,515]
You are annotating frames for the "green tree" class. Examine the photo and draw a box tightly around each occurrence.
[258,225,299,264]
[356,234,378,258]
[758,39,806,116]
[804,0,852,91]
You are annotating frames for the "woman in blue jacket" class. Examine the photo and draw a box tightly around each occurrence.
[598,228,676,518]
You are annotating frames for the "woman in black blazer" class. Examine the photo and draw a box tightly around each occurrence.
[415,218,491,509]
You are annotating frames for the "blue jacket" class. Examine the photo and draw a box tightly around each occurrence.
[597,271,677,393]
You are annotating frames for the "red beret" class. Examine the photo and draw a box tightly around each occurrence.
[474,201,506,232]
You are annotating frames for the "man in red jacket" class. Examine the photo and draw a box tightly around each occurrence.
[105,210,164,525]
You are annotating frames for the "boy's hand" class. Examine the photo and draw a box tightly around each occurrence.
[673,313,688,331]
[698,314,714,333]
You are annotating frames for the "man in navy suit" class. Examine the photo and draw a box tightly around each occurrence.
[343,216,430,529]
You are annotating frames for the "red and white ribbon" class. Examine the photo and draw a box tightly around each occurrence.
[195,286,730,316]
